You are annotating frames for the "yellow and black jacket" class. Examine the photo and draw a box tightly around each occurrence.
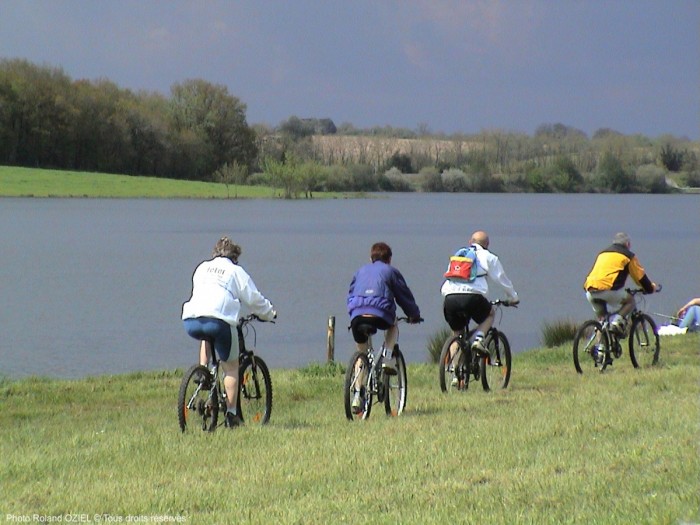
[584,243,654,293]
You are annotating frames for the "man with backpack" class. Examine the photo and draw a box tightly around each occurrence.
[441,231,520,357]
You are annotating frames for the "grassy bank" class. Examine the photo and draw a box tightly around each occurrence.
[1,335,698,524]
[0,166,350,199]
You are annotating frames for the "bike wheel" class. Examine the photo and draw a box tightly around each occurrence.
[177,364,218,432]
[237,355,273,425]
[573,320,608,374]
[629,313,660,368]
[384,349,407,416]
[480,330,512,391]
[344,351,372,421]
[438,336,466,393]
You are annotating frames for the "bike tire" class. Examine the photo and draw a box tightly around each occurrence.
[344,351,372,421]
[178,364,218,432]
[237,355,273,425]
[439,335,466,393]
[384,348,407,416]
[628,313,660,368]
[573,320,608,374]
[480,330,512,391]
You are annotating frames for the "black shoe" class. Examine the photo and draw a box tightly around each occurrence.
[225,412,242,428]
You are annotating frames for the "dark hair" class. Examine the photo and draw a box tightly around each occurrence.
[370,242,392,263]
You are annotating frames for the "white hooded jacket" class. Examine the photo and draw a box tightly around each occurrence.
[182,256,275,326]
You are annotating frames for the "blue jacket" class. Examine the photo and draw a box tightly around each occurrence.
[347,261,421,325]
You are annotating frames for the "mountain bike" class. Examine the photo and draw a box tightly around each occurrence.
[343,317,422,421]
[438,300,516,393]
[573,287,661,374]
[178,314,273,432]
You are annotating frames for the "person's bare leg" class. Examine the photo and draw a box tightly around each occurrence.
[474,309,495,341]
[383,324,398,354]
[199,340,211,366]
[220,358,239,412]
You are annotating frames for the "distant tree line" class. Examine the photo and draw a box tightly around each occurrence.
[1,58,698,197]
[0,59,256,180]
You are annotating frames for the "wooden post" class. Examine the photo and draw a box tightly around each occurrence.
[326,315,335,362]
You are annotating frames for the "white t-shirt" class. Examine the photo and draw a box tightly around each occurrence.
[182,257,275,326]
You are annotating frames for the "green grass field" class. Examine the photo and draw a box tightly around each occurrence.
[0,165,350,199]
[1,334,698,524]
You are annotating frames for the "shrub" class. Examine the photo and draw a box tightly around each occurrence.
[635,164,669,193]
[526,167,551,193]
[247,171,274,186]
[348,163,379,191]
[385,152,414,173]
[323,165,353,192]
[418,166,444,192]
[541,318,578,348]
[382,169,414,192]
[441,168,469,192]
[427,325,453,363]
[596,152,635,193]
[658,143,685,172]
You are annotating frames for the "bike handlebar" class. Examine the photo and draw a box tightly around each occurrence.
[239,313,276,325]
[397,316,424,324]
[491,299,518,308]
[626,284,662,295]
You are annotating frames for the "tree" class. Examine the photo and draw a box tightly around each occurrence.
[548,156,584,192]
[0,59,77,167]
[169,79,257,180]
[658,144,684,172]
[596,152,635,193]
[385,152,414,173]
[213,161,248,198]
[278,116,314,140]
[262,155,301,199]
[297,161,326,198]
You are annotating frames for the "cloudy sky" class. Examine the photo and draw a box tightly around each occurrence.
[1,0,698,138]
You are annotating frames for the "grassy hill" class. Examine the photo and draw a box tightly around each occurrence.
[1,334,698,523]
[0,165,351,199]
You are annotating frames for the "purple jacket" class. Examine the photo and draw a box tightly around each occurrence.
[347,261,421,325]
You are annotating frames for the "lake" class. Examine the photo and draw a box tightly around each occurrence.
[1,193,697,379]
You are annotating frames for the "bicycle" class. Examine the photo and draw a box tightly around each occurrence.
[343,317,422,421]
[573,286,661,374]
[438,300,516,393]
[178,314,274,432]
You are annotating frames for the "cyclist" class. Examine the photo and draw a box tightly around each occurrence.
[347,242,421,411]
[182,236,277,428]
[441,230,519,360]
[583,232,658,334]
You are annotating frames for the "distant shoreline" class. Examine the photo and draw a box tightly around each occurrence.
[1,165,698,198]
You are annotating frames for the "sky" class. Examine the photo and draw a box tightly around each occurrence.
[1,0,698,139]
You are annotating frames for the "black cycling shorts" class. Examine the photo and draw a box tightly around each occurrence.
[443,294,491,331]
[350,316,392,344]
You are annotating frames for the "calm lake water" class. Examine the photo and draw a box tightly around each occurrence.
[1,193,698,379]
